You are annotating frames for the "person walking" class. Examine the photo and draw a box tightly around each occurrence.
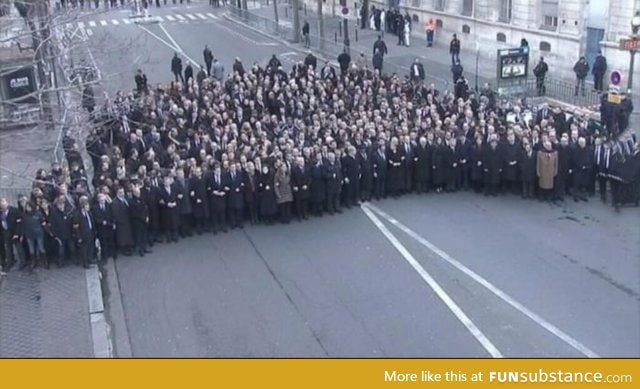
[537,140,558,201]
[425,18,436,47]
[302,21,310,48]
[533,57,548,96]
[171,53,184,83]
[573,56,589,96]
[449,33,461,64]
[274,163,293,224]
[592,50,608,92]
[203,45,213,76]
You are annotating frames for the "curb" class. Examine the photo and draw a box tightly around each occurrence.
[103,258,133,358]
[85,264,113,357]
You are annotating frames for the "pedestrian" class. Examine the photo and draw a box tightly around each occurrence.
[243,162,259,224]
[92,192,116,261]
[111,187,134,256]
[451,60,463,83]
[537,140,558,201]
[325,153,342,214]
[533,57,548,96]
[196,65,206,86]
[274,162,293,224]
[519,140,537,199]
[258,165,277,224]
[134,69,148,95]
[341,146,360,208]
[571,137,593,202]
[573,56,589,96]
[207,163,227,233]
[372,48,383,72]
[175,169,192,238]
[184,63,193,85]
[82,85,95,114]
[403,18,411,47]
[203,45,213,75]
[225,163,245,229]
[592,50,608,92]
[449,33,461,64]
[50,195,75,266]
[373,35,388,57]
[73,196,95,268]
[171,53,184,83]
[22,201,45,270]
[212,58,225,81]
[410,58,424,83]
[337,48,351,75]
[425,18,436,47]
[302,21,310,48]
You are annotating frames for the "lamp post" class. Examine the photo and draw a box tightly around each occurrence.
[474,41,480,92]
[628,11,640,93]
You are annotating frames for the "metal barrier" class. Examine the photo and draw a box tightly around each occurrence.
[497,77,602,109]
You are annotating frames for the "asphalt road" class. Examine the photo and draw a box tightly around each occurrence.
[81,4,640,357]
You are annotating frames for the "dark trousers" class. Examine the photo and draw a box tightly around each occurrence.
[373,176,386,199]
[228,207,243,228]
[554,175,568,199]
[205,61,212,76]
[279,202,292,224]
[451,51,460,65]
[97,229,116,260]
[173,71,184,83]
[536,77,546,96]
[594,73,604,91]
[56,238,75,266]
[312,201,324,216]
[598,175,609,200]
[1,235,24,270]
[179,214,192,237]
[522,180,535,198]
[211,210,226,233]
[326,193,341,214]
[426,30,434,47]
[294,196,308,220]
[415,178,431,193]
[133,222,148,254]
[193,216,207,233]
[77,238,95,267]
[246,202,258,224]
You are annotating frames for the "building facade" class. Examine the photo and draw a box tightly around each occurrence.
[367,0,639,93]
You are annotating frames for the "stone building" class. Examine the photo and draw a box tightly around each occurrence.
[367,0,639,93]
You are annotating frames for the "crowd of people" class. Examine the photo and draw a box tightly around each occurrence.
[1,45,639,276]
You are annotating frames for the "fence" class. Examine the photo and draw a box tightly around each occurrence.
[0,187,31,204]
[497,77,602,109]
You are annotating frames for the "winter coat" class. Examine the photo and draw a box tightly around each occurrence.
[537,149,558,190]
[274,170,293,204]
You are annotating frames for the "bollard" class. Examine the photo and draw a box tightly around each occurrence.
[335,31,338,43]
[355,27,358,42]
[339,21,342,37]
[285,6,288,18]
[304,4,307,16]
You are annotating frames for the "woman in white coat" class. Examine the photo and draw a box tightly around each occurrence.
[404,20,411,47]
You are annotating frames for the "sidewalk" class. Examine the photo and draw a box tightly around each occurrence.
[246,2,500,91]
[0,267,93,357]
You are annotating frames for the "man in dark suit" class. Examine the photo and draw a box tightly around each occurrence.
[92,193,116,261]
[291,156,311,221]
[595,139,612,202]
[130,185,151,257]
[112,187,134,256]
[372,142,388,200]
[535,103,552,125]
[73,197,96,268]
[325,153,343,215]
[159,176,180,242]
[341,146,360,208]
[50,195,75,267]
[225,163,245,229]
[189,167,209,234]
[207,163,228,234]
[0,197,24,272]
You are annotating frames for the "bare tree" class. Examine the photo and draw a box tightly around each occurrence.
[317,0,324,48]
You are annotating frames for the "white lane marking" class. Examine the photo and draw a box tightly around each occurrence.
[196,13,207,20]
[86,28,93,36]
[100,20,108,26]
[158,23,199,66]
[211,22,279,46]
[122,19,132,24]
[137,24,180,52]
[185,13,197,20]
[155,16,164,22]
[206,13,218,20]
[361,205,503,358]
[366,204,601,358]
[78,21,85,28]
[175,14,186,20]
[111,19,119,25]
[89,21,97,27]
[165,15,176,21]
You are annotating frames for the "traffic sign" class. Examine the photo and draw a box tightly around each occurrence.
[610,70,622,85]
[342,7,349,16]
[619,37,640,51]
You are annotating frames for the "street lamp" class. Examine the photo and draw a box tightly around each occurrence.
[474,41,480,92]
[628,11,640,92]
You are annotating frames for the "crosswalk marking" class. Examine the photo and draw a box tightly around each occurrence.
[78,21,85,28]
[185,14,197,20]
[156,16,164,21]
[70,13,219,31]
[100,20,108,26]
[206,13,218,20]
[112,19,119,25]
[196,13,207,20]
[122,18,132,24]
[86,28,93,36]
[175,14,186,20]
[89,21,96,27]
[66,23,73,29]
[165,15,176,21]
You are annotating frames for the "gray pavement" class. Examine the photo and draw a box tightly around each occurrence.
[0,267,93,357]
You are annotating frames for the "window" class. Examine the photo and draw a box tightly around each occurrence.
[411,0,422,7]
[462,0,473,16]
[539,41,551,52]
[496,32,506,42]
[412,14,419,23]
[462,24,471,34]
[541,0,559,30]
[436,19,444,28]
[499,0,512,23]
[435,0,445,12]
